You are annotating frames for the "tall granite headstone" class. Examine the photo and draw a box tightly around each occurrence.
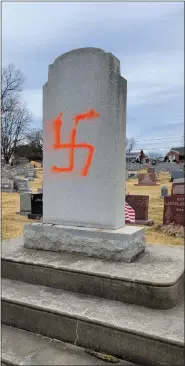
[43,48,127,229]
[24,48,146,262]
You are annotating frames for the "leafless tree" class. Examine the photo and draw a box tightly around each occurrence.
[1,64,24,115]
[1,104,32,163]
[26,128,43,156]
[1,64,31,163]
[126,137,136,153]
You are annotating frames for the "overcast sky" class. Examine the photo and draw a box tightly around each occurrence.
[2,2,184,155]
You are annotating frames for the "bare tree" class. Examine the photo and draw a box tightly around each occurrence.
[1,64,24,115]
[26,128,43,156]
[1,104,31,163]
[126,137,136,153]
[1,63,31,163]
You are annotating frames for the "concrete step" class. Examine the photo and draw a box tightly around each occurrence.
[2,279,184,366]
[2,237,184,309]
[2,325,137,366]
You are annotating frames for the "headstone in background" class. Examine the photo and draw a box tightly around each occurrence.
[161,186,168,198]
[163,195,184,226]
[1,178,14,192]
[171,170,184,181]
[173,178,185,183]
[171,182,185,196]
[24,47,146,263]
[147,167,155,174]
[28,193,43,220]
[17,192,32,216]
[128,172,138,179]
[125,194,154,225]
[16,165,26,176]
[135,173,159,186]
[14,177,30,192]
[25,164,37,180]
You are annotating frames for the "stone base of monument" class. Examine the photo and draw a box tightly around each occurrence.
[2,237,184,366]
[23,223,146,263]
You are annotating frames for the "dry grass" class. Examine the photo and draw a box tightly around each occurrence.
[2,170,184,245]
[156,223,184,238]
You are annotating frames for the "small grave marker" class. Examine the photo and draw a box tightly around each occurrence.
[126,194,154,225]
[135,173,159,186]
[161,186,168,198]
[171,182,185,196]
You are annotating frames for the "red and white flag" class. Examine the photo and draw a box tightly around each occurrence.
[125,202,135,224]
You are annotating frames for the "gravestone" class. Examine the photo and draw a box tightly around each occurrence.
[17,165,26,176]
[17,192,32,216]
[163,195,184,226]
[25,164,36,180]
[161,186,168,198]
[14,177,30,192]
[135,173,159,186]
[174,178,185,183]
[147,167,155,174]
[1,178,14,192]
[28,193,43,220]
[24,47,146,263]
[171,182,185,196]
[125,195,154,225]
[171,170,184,181]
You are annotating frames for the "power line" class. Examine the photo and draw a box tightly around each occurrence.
[134,136,183,142]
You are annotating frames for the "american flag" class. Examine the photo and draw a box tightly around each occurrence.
[125,202,135,224]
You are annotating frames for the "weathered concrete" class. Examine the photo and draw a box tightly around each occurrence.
[2,237,184,309]
[2,325,137,365]
[23,223,146,262]
[2,279,184,366]
[43,47,127,229]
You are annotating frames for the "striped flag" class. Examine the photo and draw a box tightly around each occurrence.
[125,202,135,224]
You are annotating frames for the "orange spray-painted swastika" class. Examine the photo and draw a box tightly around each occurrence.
[51,109,100,176]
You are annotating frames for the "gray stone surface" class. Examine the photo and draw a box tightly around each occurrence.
[2,279,184,365]
[2,325,136,365]
[20,192,32,213]
[174,178,185,183]
[14,177,30,192]
[23,223,146,262]
[2,237,184,286]
[171,170,184,180]
[1,178,14,192]
[2,237,184,309]
[43,47,127,229]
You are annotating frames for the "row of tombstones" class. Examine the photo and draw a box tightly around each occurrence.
[127,168,184,185]
[1,165,37,192]
[19,179,184,227]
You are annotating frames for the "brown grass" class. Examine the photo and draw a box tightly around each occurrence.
[156,223,184,238]
[2,171,184,245]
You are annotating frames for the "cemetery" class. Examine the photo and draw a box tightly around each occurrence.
[1,48,184,366]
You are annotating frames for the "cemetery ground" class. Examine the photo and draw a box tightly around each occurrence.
[2,169,184,245]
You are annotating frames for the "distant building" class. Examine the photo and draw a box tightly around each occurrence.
[165,147,185,163]
[126,151,148,163]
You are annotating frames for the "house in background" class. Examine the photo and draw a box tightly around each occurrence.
[126,150,149,163]
[165,147,185,163]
